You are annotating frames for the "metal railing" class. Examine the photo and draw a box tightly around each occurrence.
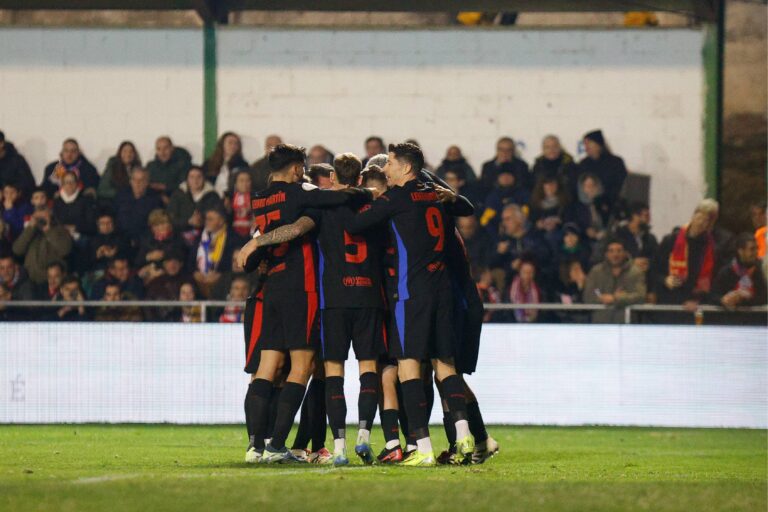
[1,300,766,324]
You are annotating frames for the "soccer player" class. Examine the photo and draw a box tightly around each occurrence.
[237,143,366,464]
[345,142,475,466]
[248,152,386,466]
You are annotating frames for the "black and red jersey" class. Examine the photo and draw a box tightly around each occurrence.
[315,200,385,309]
[346,179,452,301]
[250,181,359,293]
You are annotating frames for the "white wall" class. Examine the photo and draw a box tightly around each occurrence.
[0,28,204,177]
[1,323,765,427]
[218,28,705,236]
[0,28,705,236]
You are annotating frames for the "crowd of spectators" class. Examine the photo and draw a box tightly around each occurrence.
[0,128,765,324]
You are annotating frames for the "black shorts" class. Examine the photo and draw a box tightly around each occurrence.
[388,292,455,361]
[248,290,319,356]
[451,276,484,375]
[320,307,386,361]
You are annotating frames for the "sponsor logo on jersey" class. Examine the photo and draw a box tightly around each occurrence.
[251,190,286,209]
[410,191,438,202]
[342,276,373,287]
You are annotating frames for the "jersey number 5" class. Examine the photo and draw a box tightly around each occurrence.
[425,206,444,252]
[344,231,368,263]
[255,210,289,257]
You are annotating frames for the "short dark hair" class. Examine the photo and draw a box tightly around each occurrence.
[0,130,4,143]
[61,274,81,288]
[108,255,129,267]
[388,142,424,175]
[268,143,306,173]
[735,232,757,250]
[629,202,649,217]
[365,136,384,147]
[333,153,362,186]
[361,165,386,187]
[307,163,333,185]
[604,237,626,251]
[47,260,66,273]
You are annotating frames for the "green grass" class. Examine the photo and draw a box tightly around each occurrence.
[0,425,765,512]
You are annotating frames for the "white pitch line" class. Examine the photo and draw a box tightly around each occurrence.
[73,466,372,484]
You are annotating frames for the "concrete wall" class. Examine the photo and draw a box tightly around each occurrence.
[0,27,705,235]
[0,28,204,175]
[218,28,705,236]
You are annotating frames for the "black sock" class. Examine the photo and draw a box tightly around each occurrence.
[266,386,282,440]
[325,376,346,440]
[245,387,255,439]
[358,372,378,432]
[400,379,429,441]
[467,401,488,443]
[291,385,311,450]
[309,379,327,451]
[441,375,468,422]
[271,382,307,450]
[443,411,457,449]
[380,409,400,445]
[247,379,273,450]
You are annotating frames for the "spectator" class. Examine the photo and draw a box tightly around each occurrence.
[711,233,767,309]
[41,139,99,198]
[2,183,33,240]
[87,211,129,272]
[134,209,185,272]
[490,204,551,288]
[508,260,541,323]
[167,166,222,238]
[360,165,387,195]
[191,207,241,298]
[529,176,569,242]
[0,253,36,300]
[115,168,163,244]
[227,171,254,239]
[750,201,766,259]
[566,173,610,244]
[145,248,189,298]
[97,141,142,201]
[219,276,249,323]
[479,168,530,235]
[211,248,259,300]
[308,145,334,166]
[362,136,386,167]
[250,134,283,193]
[531,135,578,191]
[480,137,530,192]
[555,259,590,323]
[51,274,88,321]
[307,163,333,189]
[12,207,72,285]
[90,256,144,300]
[37,260,65,300]
[28,187,50,216]
[93,282,143,322]
[475,266,502,322]
[146,136,192,197]
[52,171,97,240]
[436,145,477,182]
[203,132,249,197]
[652,199,720,311]
[442,168,486,212]
[555,222,591,274]
[364,153,388,171]
[0,130,35,200]
[175,281,202,323]
[0,217,11,256]
[584,238,646,323]
[457,215,494,269]
[610,202,658,274]
[577,130,627,210]
[0,282,20,321]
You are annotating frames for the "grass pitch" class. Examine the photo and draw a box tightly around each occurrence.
[0,425,764,512]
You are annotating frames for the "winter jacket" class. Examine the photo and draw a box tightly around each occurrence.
[584,260,646,323]
[12,222,73,284]
[0,142,35,199]
[41,156,99,197]
[146,147,192,193]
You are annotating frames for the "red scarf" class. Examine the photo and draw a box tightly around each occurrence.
[669,225,715,293]
[232,191,252,238]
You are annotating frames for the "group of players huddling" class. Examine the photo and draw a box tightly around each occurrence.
[237,142,499,467]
